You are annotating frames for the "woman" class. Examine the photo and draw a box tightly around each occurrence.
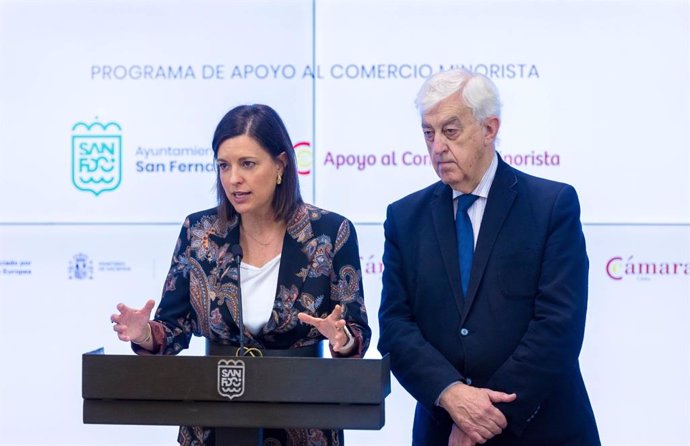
[111,104,371,446]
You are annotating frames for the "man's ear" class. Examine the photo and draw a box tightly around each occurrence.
[484,116,500,143]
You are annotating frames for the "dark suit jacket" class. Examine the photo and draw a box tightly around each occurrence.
[378,156,599,445]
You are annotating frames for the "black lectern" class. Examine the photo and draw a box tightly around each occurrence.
[82,349,390,446]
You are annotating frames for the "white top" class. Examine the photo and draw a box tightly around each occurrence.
[239,254,281,335]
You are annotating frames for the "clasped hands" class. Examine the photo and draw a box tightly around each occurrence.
[440,382,516,446]
[297,304,354,353]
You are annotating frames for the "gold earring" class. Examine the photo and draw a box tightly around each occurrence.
[277,174,282,185]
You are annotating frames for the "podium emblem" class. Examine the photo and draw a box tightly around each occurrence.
[217,359,245,400]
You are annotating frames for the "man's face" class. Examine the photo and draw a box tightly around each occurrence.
[421,91,499,193]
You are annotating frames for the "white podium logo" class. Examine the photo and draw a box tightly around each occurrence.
[217,359,245,400]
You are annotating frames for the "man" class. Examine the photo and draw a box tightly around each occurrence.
[378,69,600,445]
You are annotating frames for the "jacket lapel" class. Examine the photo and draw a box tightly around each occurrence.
[281,203,313,289]
[214,216,246,335]
[431,183,464,315]
[268,204,313,330]
[461,158,518,323]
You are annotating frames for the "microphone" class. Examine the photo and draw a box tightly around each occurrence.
[230,244,246,356]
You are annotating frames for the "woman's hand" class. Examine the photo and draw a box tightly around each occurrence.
[297,304,354,353]
[110,299,155,343]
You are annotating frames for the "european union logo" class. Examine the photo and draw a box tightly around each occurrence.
[71,120,122,195]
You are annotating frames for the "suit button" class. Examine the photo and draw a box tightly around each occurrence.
[465,377,473,385]
[460,328,469,336]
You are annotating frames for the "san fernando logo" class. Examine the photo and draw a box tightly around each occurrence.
[71,119,122,195]
[217,359,245,400]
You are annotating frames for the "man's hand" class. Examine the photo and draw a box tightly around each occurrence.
[449,423,476,446]
[439,382,516,444]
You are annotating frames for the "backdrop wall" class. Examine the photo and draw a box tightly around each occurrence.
[1,1,689,445]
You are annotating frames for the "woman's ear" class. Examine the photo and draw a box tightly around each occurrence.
[276,152,288,174]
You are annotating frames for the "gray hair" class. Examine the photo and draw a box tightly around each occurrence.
[415,69,501,122]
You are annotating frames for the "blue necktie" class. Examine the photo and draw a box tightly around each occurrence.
[456,194,479,297]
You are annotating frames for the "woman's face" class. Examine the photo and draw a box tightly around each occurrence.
[216,134,286,219]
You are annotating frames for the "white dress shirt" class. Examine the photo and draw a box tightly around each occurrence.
[452,153,499,248]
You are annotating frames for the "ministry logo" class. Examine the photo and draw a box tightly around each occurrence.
[71,119,122,196]
[69,253,93,280]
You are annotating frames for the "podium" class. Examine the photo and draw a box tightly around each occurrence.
[82,349,390,446]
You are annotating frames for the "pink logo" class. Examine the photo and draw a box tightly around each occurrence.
[606,256,623,280]
[606,255,689,281]
[294,141,312,175]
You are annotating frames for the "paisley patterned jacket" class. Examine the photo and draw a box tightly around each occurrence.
[145,203,371,356]
[135,203,371,445]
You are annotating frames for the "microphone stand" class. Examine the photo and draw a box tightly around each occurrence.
[230,244,246,357]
